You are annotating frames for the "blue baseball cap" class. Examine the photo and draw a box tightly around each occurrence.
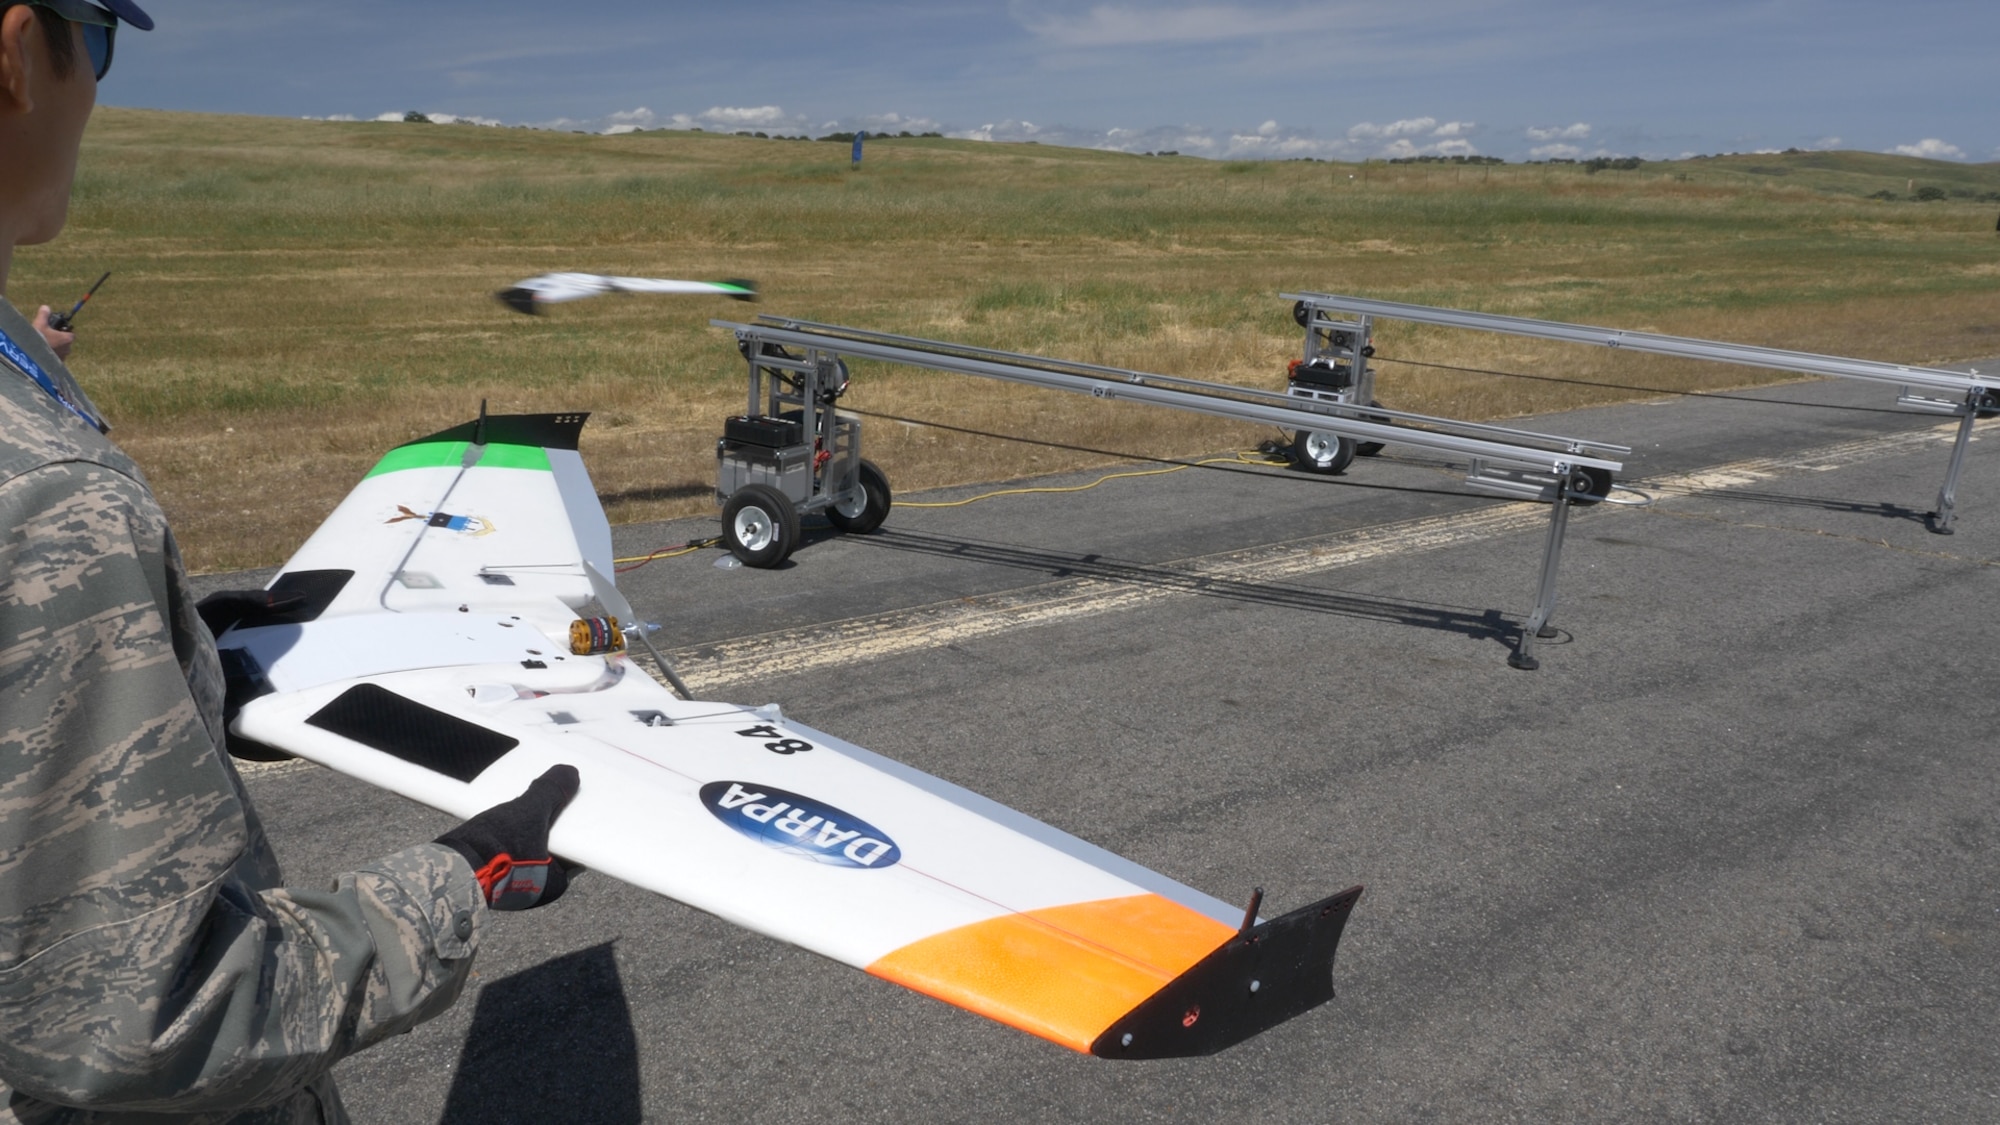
[97,0,150,31]
[14,1,154,33]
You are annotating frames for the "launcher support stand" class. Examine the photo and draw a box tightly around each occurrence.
[1927,396,1983,535]
[1510,490,1577,671]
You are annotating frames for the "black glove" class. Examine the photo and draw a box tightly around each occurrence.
[196,588,306,636]
[436,765,581,910]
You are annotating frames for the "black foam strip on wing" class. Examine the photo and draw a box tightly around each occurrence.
[306,683,519,783]
[400,412,590,452]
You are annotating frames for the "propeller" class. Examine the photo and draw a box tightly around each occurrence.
[583,561,693,701]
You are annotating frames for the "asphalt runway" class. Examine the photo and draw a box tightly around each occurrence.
[219,366,1999,1123]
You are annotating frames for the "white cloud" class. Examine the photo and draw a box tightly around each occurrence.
[958,119,1340,157]
[1811,135,1843,149]
[956,120,1041,142]
[1340,116,1484,158]
[1349,116,1438,140]
[1224,131,1337,158]
[700,105,791,128]
[854,111,944,134]
[1525,122,1591,142]
[950,114,1496,161]
[1530,143,1582,159]
[1891,137,1966,160]
[641,105,816,135]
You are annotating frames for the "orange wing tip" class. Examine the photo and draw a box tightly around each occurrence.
[868,893,1238,1053]
[868,886,1364,1058]
[1092,884,1364,1059]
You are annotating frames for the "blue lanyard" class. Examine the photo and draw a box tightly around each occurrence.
[0,323,104,432]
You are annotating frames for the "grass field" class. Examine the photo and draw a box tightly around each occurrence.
[12,108,2000,571]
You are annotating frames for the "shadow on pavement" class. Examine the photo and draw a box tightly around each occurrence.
[439,942,641,1125]
[851,526,1522,650]
[1666,485,1931,525]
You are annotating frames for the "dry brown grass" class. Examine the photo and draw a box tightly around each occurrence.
[11,109,1999,571]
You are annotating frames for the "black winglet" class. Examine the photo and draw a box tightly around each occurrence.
[721,278,759,302]
[1090,885,1363,1059]
[398,412,591,452]
[496,287,541,315]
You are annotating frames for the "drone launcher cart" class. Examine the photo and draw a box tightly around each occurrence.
[715,316,1629,670]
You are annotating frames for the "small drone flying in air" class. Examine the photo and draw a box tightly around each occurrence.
[495,272,757,315]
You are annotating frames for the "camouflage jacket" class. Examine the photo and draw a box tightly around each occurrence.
[0,298,484,1124]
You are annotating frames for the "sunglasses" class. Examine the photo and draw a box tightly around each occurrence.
[14,0,117,80]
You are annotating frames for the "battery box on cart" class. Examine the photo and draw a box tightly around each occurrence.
[723,414,804,448]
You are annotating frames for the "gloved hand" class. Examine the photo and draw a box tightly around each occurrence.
[436,765,582,910]
[195,588,306,636]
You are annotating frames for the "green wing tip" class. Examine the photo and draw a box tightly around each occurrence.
[496,288,540,315]
[721,279,759,302]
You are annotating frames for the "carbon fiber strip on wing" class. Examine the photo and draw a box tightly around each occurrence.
[305,683,518,782]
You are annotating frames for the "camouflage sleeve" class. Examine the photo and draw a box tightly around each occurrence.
[0,462,485,1114]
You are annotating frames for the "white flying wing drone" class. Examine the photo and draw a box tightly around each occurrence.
[496,273,757,315]
[212,411,1361,1058]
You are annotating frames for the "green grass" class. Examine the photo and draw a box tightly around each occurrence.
[11,108,2000,571]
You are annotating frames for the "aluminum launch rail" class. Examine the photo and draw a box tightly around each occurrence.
[1285,291,1998,534]
[715,316,1634,670]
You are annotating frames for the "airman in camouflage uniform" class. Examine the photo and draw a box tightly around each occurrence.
[1,286,492,1124]
[0,4,553,1121]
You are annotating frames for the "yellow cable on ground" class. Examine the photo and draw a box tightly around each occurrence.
[613,538,720,568]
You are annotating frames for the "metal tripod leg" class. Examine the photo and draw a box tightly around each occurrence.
[1928,403,1980,535]
[1509,495,1573,671]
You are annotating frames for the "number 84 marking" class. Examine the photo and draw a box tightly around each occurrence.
[736,724,814,755]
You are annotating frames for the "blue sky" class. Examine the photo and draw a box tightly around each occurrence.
[107,1,1997,162]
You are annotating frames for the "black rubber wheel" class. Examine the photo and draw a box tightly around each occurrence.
[1289,429,1357,474]
[1565,465,1614,506]
[721,484,800,567]
[1356,399,1388,457]
[827,459,892,534]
